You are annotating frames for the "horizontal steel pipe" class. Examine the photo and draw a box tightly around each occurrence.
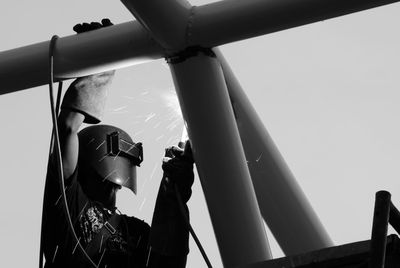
[1,0,399,94]
[121,0,191,50]
[190,0,400,47]
[214,48,333,255]
[0,21,162,95]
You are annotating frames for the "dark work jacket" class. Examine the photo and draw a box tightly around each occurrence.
[43,161,188,268]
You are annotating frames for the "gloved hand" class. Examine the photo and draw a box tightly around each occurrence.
[73,18,113,33]
[61,19,115,124]
[161,141,195,203]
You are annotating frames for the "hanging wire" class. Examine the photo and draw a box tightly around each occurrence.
[43,35,98,268]
[39,39,63,268]
[174,184,213,268]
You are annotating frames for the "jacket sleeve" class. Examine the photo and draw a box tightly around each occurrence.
[146,176,191,268]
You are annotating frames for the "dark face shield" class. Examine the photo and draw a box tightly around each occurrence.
[78,125,143,194]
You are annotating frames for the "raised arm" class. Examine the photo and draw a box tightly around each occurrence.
[57,110,84,179]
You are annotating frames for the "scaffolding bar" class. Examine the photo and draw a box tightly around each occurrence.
[214,49,333,255]
[169,52,272,268]
[370,191,391,268]
[190,0,400,47]
[390,202,400,234]
[1,0,399,94]
[0,21,162,95]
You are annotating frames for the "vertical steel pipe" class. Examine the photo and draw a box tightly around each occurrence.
[214,48,333,255]
[169,52,272,268]
[370,191,391,268]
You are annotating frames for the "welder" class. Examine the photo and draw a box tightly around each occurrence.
[42,20,194,268]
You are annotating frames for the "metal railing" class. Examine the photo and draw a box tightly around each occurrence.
[369,191,400,268]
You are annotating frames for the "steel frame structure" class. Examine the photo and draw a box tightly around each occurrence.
[1,0,399,267]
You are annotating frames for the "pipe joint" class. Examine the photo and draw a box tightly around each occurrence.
[166,46,215,64]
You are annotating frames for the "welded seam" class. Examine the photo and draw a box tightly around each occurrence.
[185,6,197,47]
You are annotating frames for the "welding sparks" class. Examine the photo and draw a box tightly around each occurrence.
[113,106,127,112]
[140,164,158,192]
[97,249,106,266]
[99,235,104,253]
[139,198,146,211]
[144,113,156,122]
[54,186,68,206]
[256,152,263,162]
[96,141,105,150]
[136,236,142,248]
[87,138,95,145]
[72,237,81,255]
[52,245,59,263]
[77,202,89,219]
[103,170,117,182]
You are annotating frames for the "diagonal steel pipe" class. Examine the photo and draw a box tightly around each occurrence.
[214,48,333,256]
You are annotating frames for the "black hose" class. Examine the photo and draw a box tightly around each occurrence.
[45,35,98,268]
[173,183,213,268]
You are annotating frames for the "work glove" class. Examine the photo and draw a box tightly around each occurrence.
[162,141,194,203]
[61,19,115,124]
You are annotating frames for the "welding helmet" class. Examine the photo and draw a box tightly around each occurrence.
[78,125,143,194]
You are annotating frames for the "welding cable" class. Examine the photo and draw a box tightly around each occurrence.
[173,183,213,268]
[46,35,98,268]
[39,71,63,268]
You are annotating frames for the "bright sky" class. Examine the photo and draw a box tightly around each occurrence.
[1,0,400,267]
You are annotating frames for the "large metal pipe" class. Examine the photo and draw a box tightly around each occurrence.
[214,48,334,255]
[0,21,162,95]
[120,0,192,50]
[1,0,399,94]
[169,52,272,268]
[189,0,400,47]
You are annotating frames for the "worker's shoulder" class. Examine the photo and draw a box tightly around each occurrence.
[121,214,150,232]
